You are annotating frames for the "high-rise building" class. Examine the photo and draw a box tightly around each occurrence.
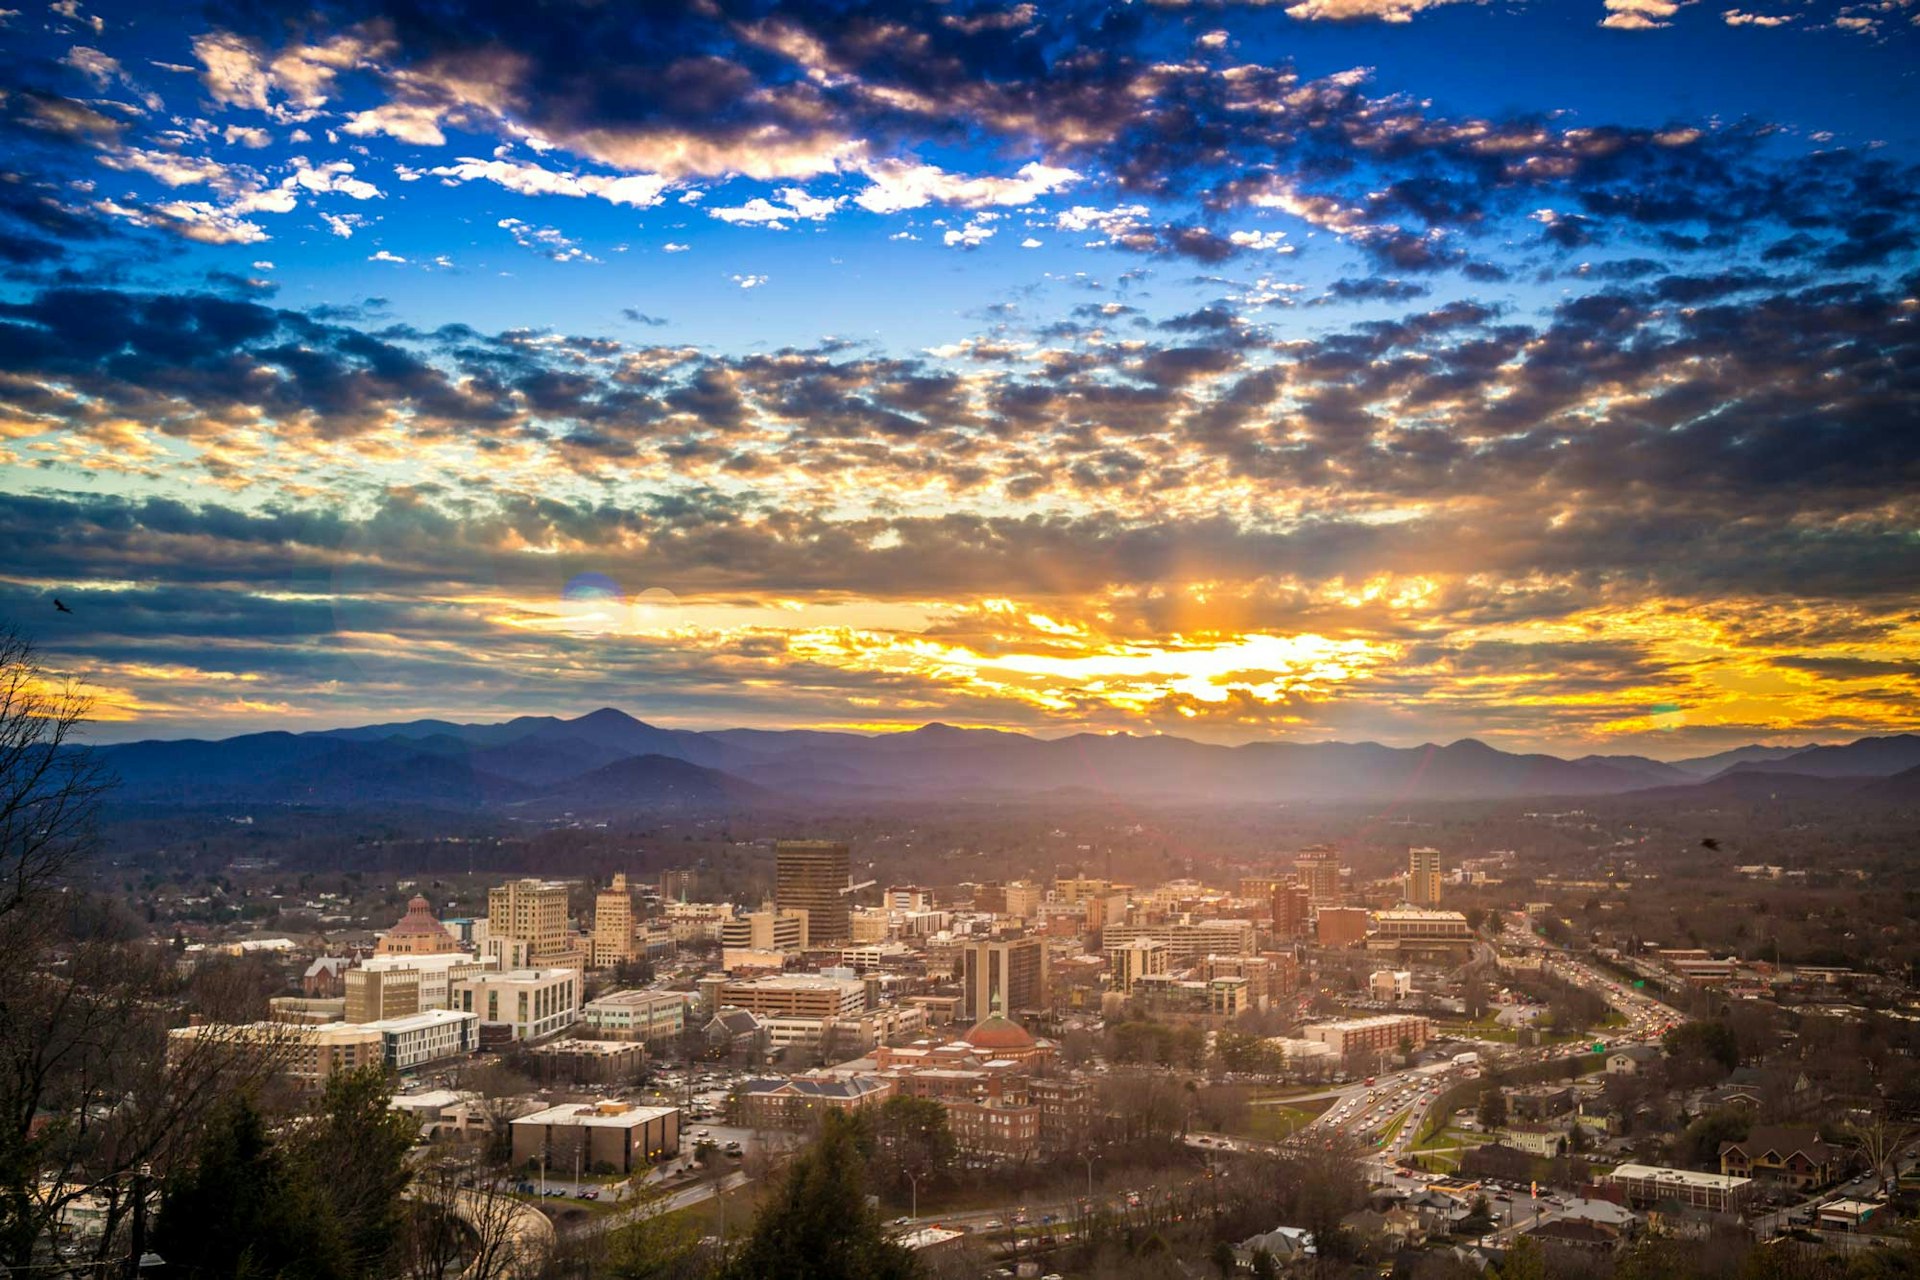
[659,869,697,903]
[776,841,851,943]
[1086,890,1129,933]
[1295,847,1344,905]
[1106,938,1168,993]
[1272,882,1312,937]
[486,879,581,967]
[962,937,1049,1022]
[1407,847,1443,906]
[592,874,638,968]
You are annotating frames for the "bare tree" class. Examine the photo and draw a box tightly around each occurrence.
[403,1155,541,1280]
[0,630,291,1268]
[0,626,111,940]
[1846,1114,1914,1198]
[451,1059,539,1163]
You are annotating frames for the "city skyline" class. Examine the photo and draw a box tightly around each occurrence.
[1,0,1916,755]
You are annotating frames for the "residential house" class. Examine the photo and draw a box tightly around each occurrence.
[1606,1045,1662,1075]
[1719,1126,1838,1192]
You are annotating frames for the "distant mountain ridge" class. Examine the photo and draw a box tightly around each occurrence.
[80,710,1920,813]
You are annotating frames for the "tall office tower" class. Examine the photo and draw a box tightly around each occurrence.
[1272,882,1312,937]
[962,937,1049,1023]
[486,878,578,966]
[1406,847,1444,906]
[659,869,697,903]
[776,840,851,943]
[592,874,638,968]
[1295,846,1344,905]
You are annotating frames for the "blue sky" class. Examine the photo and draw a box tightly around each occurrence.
[0,0,1916,753]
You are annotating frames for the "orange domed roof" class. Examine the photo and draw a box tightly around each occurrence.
[962,1012,1036,1053]
[387,895,449,935]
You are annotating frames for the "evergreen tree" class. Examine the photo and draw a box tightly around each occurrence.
[152,1097,349,1280]
[296,1066,418,1275]
[723,1111,916,1280]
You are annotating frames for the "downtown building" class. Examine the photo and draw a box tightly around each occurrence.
[776,840,852,943]
[453,966,583,1042]
[1406,847,1444,907]
[961,936,1049,1023]
[591,874,639,969]
[483,878,586,968]
[1100,919,1257,963]
[1295,847,1344,905]
[582,989,690,1045]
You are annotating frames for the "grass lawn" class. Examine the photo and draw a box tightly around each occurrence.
[1238,1106,1319,1143]
[651,1179,771,1243]
[1416,1125,1492,1152]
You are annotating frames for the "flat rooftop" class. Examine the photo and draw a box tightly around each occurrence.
[512,1103,680,1130]
[1607,1164,1751,1191]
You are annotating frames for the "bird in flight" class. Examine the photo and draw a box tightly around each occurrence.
[53,598,72,614]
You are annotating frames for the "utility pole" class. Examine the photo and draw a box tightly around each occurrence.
[123,1168,150,1279]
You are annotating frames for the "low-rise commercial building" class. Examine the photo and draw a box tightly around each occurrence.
[583,989,688,1045]
[1316,907,1370,947]
[1604,1164,1755,1213]
[1301,1014,1431,1058]
[509,1101,680,1174]
[718,974,866,1020]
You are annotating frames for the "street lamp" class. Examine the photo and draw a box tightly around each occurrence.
[906,1170,923,1221]
[1082,1152,1101,1199]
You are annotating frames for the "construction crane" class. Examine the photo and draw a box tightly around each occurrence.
[839,879,878,895]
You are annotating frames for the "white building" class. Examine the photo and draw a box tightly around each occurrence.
[455,967,583,1042]
[583,989,688,1044]
[360,952,495,1010]
[364,1009,479,1070]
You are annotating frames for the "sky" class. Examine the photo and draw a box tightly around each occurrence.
[0,0,1916,755]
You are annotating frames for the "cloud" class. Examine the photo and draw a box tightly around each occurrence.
[852,160,1079,214]
[192,27,385,120]
[708,187,843,228]
[419,157,671,208]
[1601,0,1683,28]
[60,45,121,88]
[497,217,596,262]
[731,273,768,288]
[1284,0,1473,20]
[942,214,999,248]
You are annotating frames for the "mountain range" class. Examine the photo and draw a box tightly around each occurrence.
[79,711,1920,813]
